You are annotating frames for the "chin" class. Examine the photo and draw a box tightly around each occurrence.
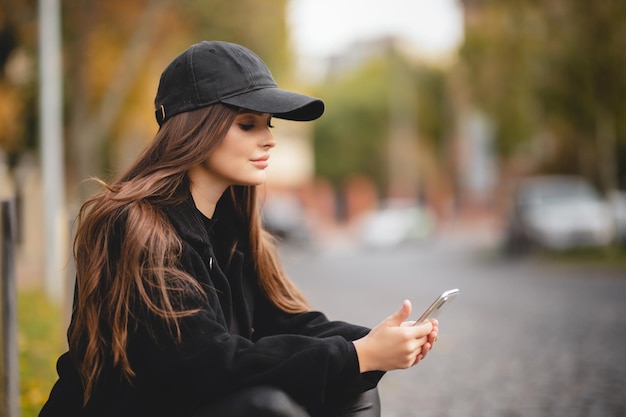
[237,176,266,187]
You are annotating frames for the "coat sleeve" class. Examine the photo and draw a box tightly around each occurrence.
[126,245,382,412]
[38,352,85,417]
[254,294,371,341]
[252,285,386,401]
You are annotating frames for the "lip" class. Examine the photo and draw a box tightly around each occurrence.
[250,155,270,169]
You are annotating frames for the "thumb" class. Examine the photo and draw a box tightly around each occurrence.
[386,300,412,326]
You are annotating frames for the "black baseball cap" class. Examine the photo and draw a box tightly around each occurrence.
[154,41,325,126]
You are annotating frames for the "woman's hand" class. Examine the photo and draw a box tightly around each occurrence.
[352,300,439,373]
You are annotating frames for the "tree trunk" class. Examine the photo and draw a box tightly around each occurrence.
[596,106,618,193]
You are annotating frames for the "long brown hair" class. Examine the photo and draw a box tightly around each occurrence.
[69,104,309,405]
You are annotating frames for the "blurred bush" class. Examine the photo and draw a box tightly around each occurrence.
[18,291,63,417]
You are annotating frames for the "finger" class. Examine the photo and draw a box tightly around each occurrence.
[413,353,424,366]
[412,321,434,338]
[429,319,439,330]
[418,342,432,362]
[413,335,429,353]
[386,300,412,327]
[429,320,439,333]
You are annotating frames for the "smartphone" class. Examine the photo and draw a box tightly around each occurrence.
[413,288,460,325]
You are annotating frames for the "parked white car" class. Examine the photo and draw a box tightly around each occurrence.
[503,176,614,253]
[358,200,436,248]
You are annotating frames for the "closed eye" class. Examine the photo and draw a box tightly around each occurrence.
[238,121,273,131]
[238,123,255,131]
[235,112,273,131]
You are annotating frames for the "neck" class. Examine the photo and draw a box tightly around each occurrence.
[188,167,227,218]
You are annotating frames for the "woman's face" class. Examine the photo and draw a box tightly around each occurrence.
[201,110,276,189]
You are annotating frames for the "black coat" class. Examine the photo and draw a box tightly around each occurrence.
[40,197,383,417]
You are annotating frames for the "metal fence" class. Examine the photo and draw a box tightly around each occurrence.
[1,197,19,417]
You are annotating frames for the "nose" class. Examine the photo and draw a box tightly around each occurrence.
[262,129,276,149]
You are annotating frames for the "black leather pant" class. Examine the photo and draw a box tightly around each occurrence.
[188,386,381,417]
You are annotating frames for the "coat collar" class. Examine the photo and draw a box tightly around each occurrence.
[162,197,211,252]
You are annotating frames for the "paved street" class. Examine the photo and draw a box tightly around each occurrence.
[280,227,626,417]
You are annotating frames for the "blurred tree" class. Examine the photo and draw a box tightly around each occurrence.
[458,2,541,157]
[0,0,38,169]
[62,0,290,200]
[0,0,290,201]
[314,57,389,192]
[539,0,626,190]
[313,45,453,197]
[459,0,626,190]
[414,64,454,158]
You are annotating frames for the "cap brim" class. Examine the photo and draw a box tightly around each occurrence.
[221,87,324,121]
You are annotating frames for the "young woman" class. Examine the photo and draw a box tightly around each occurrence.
[40,41,439,417]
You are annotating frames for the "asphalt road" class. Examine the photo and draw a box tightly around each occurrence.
[280,229,626,417]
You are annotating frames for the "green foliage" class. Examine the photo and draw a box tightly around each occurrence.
[459,0,626,186]
[538,0,626,130]
[313,53,453,192]
[18,290,64,417]
[413,68,453,154]
[459,3,542,155]
[313,58,390,190]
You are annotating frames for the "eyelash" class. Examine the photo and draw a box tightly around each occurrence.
[238,120,274,131]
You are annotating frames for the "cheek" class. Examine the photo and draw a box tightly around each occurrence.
[216,133,249,158]
[205,151,233,174]
[205,146,247,177]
